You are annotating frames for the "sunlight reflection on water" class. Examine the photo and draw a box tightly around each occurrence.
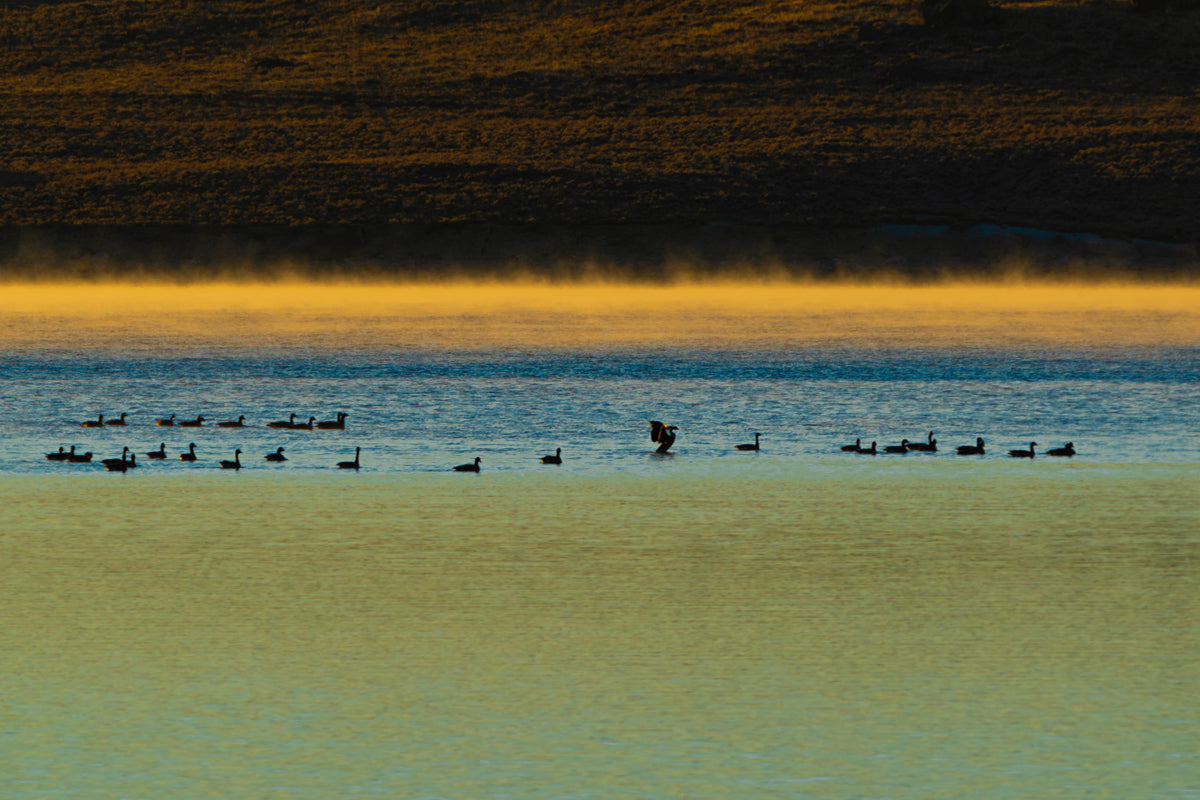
[1,279,1197,798]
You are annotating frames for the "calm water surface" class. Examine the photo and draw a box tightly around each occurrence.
[1,282,1197,799]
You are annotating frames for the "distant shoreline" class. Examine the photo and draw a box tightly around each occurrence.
[1,223,1196,282]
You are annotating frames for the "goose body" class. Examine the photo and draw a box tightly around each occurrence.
[906,431,937,452]
[217,415,246,428]
[1008,442,1037,459]
[454,457,481,472]
[105,413,129,426]
[267,414,296,429]
[884,439,910,454]
[1046,442,1076,457]
[179,442,198,462]
[956,437,986,456]
[81,414,104,428]
[101,447,131,470]
[179,416,205,427]
[219,449,242,470]
[857,441,878,455]
[337,447,361,470]
[265,447,287,462]
[290,416,316,430]
[67,450,93,463]
[649,420,678,454]
[46,446,70,461]
[736,433,761,451]
[317,413,347,430]
[146,443,167,459]
[156,414,176,426]
[840,438,861,452]
[540,448,562,465]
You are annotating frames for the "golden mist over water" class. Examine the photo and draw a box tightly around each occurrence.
[2,280,1198,349]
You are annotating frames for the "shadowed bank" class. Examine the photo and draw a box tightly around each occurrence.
[2,0,1199,241]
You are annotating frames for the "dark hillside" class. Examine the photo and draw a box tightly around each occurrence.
[1,0,1197,249]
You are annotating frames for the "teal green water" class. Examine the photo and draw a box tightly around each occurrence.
[2,464,1197,799]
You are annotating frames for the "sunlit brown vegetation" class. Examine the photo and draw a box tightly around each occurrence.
[1,0,1198,250]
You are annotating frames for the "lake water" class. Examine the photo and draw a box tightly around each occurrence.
[1,281,1197,799]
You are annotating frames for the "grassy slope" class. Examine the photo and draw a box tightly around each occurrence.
[1,0,1198,246]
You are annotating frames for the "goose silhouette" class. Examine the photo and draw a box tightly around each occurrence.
[265,447,287,462]
[156,414,176,426]
[454,457,481,472]
[884,439,910,454]
[906,431,937,452]
[217,415,246,428]
[267,414,296,429]
[81,414,104,428]
[649,420,677,454]
[736,433,761,451]
[956,437,985,456]
[101,447,131,471]
[857,441,878,455]
[1008,442,1037,459]
[146,443,167,459]
[219,449,242,470]
[337,447,361,470]
[179,442,198,462]
[317,413,347,430]
[840,438,861,452]
[1046,442,1075,457]
[540,448,562,465]
[179,415,205,427]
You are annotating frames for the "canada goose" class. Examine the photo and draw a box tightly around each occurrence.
[540,447,562,465]
[155,414,176,426]
[1046,442,1076,457]
[316,413,347,430]
[81,414,104,428]
[219,449,242,470]
[290,416,316,430]
[179,442,198,462]
[105,413,129,426]
[267,414,296,429]
[649,420,677,454]
[906,431,937,452]
[884,439,910,453]
[101,447,131,470]
[179,415,205,427]
[454,457,481,472]
[217,415,246,428]
[46,446,70,461]
[840,438,862,452]
[337,447,361,470]
[146,443,167,459]
[265,447,287,462]
[736,433,761,451]
[67,450,93,463]
[857,441,878,455]
[1008,442,1037,459]
[956,437,985,456]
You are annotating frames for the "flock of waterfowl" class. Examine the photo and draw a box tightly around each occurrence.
[43,416,1077,473]
[838,431,1076,458]
[45,411,367,472]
